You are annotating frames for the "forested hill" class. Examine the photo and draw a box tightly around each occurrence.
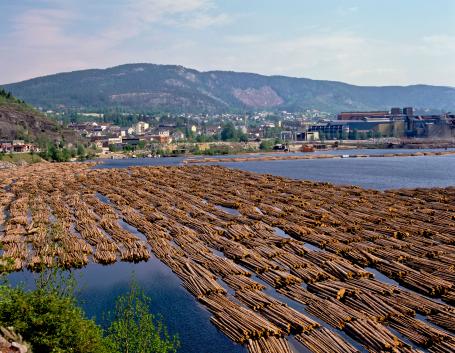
[3,63,455,113]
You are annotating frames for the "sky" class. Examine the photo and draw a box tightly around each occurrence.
[0,0,454,86]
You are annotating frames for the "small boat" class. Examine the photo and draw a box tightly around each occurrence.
[302,145,315,152]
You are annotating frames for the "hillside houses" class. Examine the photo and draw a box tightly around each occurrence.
[0,140,40,153]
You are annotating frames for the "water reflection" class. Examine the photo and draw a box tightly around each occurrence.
[9,257,246,353]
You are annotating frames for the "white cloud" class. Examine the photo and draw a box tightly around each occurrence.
[178,32,453,86]
[0,0,232,83]
[421,35,455,54]
[178,12,233,29]
[0,2,453,87]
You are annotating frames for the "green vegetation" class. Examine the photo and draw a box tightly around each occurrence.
[195,134,217,143]
[37,142,96,162]
[193,146,230,155]
[0,152,43,164]
[0,88,38,116]
[0,267,180,353]
[220,122,248,142]
[0,88,26,106]
[0,273,111,353]
[192,144,257,156]
[259,139,279,150]
[106,278,180,353]
[0,89,82,151]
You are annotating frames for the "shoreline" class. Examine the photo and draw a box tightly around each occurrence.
[183,150,455,164]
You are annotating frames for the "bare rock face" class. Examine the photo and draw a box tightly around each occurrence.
[0,105,76,144]
[232,86,284,108]
[0,106,54,141]
[0,327,30,353]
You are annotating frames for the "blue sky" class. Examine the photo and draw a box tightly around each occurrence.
[1,0,454,86]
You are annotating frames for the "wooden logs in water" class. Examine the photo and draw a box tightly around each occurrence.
[429,340,455,353]
[295,327,359,353]
[442,290,455,305]
[388,315,452,347]
[341,292,400,322]
[1,163,455,352]
[246,336,294,353]
[344,319,402,351]
[307,280,358,300]
[427,312,455,333]
[174,261,226,298]
[305,297,364,329]
[259,303,319,334]
[391,290,452,315]
[235,290,281,311]
[200,294,282,343]
[257,269,302,288]
[276,285,319,305]
[222,275,265,292]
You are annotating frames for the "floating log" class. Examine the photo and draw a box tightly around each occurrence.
[223,275,265,291]
[388,315,452,346]
[295,327,359,353]
[344,319,402,351]
[246,336,294,353]
[428,312,455,333]
[201,294,282,343]
[259,303,319,334]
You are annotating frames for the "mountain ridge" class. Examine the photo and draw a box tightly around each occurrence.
[3,63,455,113]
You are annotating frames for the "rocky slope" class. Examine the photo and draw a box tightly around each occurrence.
[0,94,77,143]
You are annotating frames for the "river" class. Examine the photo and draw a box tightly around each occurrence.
[9,150,455,353]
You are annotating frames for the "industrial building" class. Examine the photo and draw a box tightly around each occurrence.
[336,107,454,139]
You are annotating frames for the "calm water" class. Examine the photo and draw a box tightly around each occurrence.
[10,150,455,353]
[97,149,455,190]
[217,154,455,190]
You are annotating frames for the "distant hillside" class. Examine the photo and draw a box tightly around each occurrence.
[0,89,77,143]
[3,63,455,113]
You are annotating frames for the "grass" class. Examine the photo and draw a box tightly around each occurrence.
[0,153,44,164]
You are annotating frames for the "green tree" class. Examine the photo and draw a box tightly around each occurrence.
[137,140,146,150]
[106,278,180,353]
[77,144,86,157]
[259,139,275,150]
[238,133,248,142]
[220,122,236,141]
[0,270,111,353]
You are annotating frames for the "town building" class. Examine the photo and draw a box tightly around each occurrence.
[337,111,389,121]
[0,140,40,153]
[132,121,150,135]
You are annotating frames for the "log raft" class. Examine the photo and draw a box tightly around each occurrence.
[1,163,454,352]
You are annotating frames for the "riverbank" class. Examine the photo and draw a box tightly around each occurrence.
[183,150,455,164]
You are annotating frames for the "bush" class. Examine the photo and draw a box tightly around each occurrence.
[106,278,180,353]
[259,139,275,150]
[0,266,180,353]
[0,272,111,353]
